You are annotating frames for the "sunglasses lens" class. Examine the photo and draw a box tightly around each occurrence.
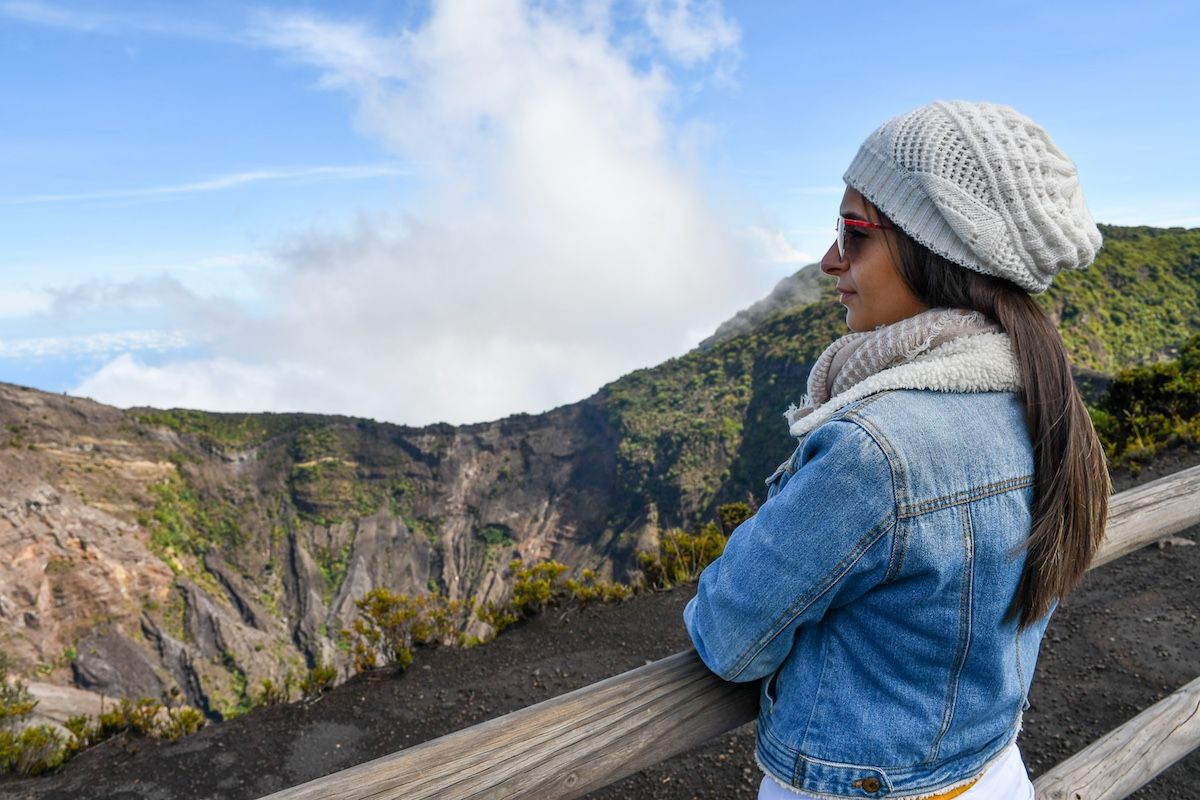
[836,217,845,260]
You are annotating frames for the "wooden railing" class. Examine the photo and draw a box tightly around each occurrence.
[258,464,1200,800]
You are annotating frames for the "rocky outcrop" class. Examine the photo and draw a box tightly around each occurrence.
[0,382,634,721]
[71,623,168,701]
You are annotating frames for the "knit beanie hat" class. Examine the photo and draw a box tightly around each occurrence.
[843,100,1102,293]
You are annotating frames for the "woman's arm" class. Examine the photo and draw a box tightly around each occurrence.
[684,418,898,682]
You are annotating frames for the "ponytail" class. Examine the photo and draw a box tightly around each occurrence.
[885,222,1109,626]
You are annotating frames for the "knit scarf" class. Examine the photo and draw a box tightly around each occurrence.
[784,307,1021,439]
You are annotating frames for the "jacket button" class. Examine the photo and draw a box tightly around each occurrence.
[860,777,881,793]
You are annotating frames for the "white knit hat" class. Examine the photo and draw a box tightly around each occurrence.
[843,100,1102,293]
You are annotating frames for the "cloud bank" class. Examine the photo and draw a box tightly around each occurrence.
[73,0,770,425]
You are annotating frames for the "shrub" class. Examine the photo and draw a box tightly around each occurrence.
[346,589,470,673]
[0,651,209,773]
[298,663,337,698]
[158,706,206,742]
[716,501,755,534]
[0,652,37,730]
[0,652,68,777]
[1091,333,1200,468]
[637,524,728,591]
[563,569,633,604]
[510,561,569,616]
[253,675,294,708]
[476,560,634,637]
[95,698,163,739]
[0,726,65,776]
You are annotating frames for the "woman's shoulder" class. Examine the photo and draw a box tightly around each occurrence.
[817,389,1034,505]
[840,388,1025,434]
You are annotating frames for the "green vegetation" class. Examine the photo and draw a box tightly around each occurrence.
[1089,333,1200,469]
[477,524,514,567]
[288,459,383,524]
[346,589,471,672]
[1042,226,1200,374]
[250,662,339,709]
[0,652,39,730]
[143,476,244,561]
[136,408,304,449]
[313,542,353,601]
[297,662,337,698]
[2,651,207,776]
[477,524,511,547]
[602,299,845,529]
[638,524,731,591]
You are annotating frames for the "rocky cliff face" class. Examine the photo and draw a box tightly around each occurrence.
[0,383,636,720]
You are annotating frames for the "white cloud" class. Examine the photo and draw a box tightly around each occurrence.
[1,163,408,205]
[0,0,235,41]
[643,0,740,69]
[0,289,53,319]
[744,226,814,264]
[0,330,188,359]
[71,0,762,426]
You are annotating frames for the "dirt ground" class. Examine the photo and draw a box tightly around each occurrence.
[2,452,1198,800]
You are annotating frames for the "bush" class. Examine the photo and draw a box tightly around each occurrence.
[716,501,755,534]
[298,663,337,698]
[0,726,65,776]
[563,569,633,604]
[0,651,66,776]
[510,561,569,616]
[95,698,163,739]
[476,560,634,637]
[162,706,206,742]
[0,652,37,730]
[63,698,206,753]
[346,589,470,673]
[253,675,294,708]
[1091,333,1200,468]
[637,524,728,591]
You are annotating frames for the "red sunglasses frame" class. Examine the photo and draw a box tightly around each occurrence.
[836,216,893,260]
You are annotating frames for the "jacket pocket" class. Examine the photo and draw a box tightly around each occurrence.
[762,670,781,715]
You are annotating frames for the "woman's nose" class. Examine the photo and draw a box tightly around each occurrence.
[820,242,844,275]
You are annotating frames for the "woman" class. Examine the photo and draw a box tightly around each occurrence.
[684,100,1109,799]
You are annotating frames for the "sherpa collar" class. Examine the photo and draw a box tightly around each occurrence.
[784,330,1020,439]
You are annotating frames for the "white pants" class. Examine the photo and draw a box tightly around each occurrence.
[757,742,1034,800]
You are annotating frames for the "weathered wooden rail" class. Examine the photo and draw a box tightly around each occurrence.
[258,464,1200,800]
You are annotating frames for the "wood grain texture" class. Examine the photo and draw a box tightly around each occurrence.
[1094,464,1200,569]
[256,465,1200,800]
[255,650,758,800]
[1034,675,1200,800]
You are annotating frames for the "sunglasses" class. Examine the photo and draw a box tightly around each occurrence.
[836,216,893,260]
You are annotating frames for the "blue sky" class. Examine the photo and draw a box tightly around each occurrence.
[2,0,1197,425]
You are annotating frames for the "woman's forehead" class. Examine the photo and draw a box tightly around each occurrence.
[840,187,872,220]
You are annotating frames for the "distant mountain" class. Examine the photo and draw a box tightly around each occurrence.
[698,262,825,349]
[2,224,1197,723]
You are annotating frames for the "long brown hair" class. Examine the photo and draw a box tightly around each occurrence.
[871,204,1109,627]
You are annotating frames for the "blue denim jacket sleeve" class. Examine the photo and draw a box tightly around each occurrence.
[684,418,898,682]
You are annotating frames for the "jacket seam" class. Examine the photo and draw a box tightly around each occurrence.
[928,504,975,763]
[833,410,908,582]
[899,475,1034,518]
[799,631,831,753]
[835,391,1032,521]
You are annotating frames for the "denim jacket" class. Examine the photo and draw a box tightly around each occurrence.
[684,388,1050,798]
